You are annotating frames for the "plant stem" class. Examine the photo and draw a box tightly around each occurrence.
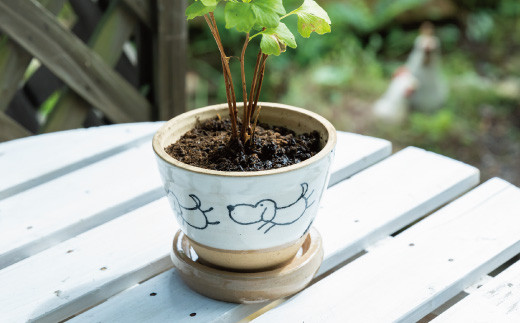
[251,105,262,143]
[240,33,250,143]
[204,13,239,140]
[211,13,239,140]
[250,54,268,127]
[247,50,262,126]
[280,9,298,20]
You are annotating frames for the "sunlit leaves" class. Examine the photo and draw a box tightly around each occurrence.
[225,0,285,33]
[293,0,331,38]
[200,0,219,6]
[252,0,286,28]
[186,2,215,20]
[225,2,256,32]
[260,23,296,55]
[186,0,331,55]
[260,34,282,56]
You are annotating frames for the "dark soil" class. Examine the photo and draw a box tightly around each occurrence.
[165,117,321,171]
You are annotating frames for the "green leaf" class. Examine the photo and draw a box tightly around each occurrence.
[264,22,297,48]
[252,0,285,28]
[224,0,285,32]
[225,2,256,32]
[294,0,331,38]
[260,23,296,55]
[186,2,215,20]
[260,33,281,56]
[201,0,219,6]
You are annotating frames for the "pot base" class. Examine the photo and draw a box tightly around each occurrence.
[187,234,308,271]
[170,228,323,304]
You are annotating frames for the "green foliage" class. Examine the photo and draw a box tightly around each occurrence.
[326,0,429,34]
[39,90,63,117]
[186,2,216,20]
[224,0,286,32]
[293,0,331,38]
[260,23,297,55]
[466,11,494,42]
[224,2,257,32]
[409,109,455,143]
[186,0,331,55]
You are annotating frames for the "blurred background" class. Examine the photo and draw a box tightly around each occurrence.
[1,0,519,186]
[186,0,520,186]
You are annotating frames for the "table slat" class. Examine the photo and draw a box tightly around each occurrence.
[0,199,174,323]
[316,146,479,276]
[432,258,520,322]
[328,132,391,186]
[254,178,520,323]
[0,123,160,200]
[0,142,162,269]
[71,147,479,323]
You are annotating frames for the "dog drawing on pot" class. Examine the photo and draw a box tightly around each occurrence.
[227,183,315,234]
[167,190,220,230]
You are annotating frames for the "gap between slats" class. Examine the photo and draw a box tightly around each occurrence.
[0,188,163,269]
[419,253,520,322]
[0,140,164,269]
[0,130,155,200]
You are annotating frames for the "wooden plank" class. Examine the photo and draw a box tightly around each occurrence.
[41,90,90,133]
[0,131,382,322]
[0,0,65,112]
[253,178,520,323]
[22,0,102,109]
[122,0,152,29]
[42,1,138,132]
[432,259,520,322]
[71,147,479,323]
[316,146,480,276]
[0,39,32,112]
[0,141,163,269]
[0,0,151,123]
[0,111,32,142]
[0,122,160,200]
[329,132,391,186]
[155,0,187,120]
[0,198,176,323]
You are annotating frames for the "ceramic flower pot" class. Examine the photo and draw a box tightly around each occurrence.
[153,102,336,271]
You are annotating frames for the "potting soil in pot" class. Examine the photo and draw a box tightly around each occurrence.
[165,117,321,171]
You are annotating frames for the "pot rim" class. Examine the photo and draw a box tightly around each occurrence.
[152,102,337,177]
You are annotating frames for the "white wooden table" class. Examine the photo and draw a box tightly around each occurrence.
[1,122,520,323]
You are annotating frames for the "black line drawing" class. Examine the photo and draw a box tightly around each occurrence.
[227,183,315,234]
[167,190,220,230]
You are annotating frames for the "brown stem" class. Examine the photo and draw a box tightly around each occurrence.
[250,54,268,125]
[240,33,250,143]
[247,51,262,128]
[211,13,239,139]
[221,57,236,132]
[251,105,262,143]
[204,14,239,139]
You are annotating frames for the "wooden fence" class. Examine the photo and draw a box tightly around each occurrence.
[0,0,186,142]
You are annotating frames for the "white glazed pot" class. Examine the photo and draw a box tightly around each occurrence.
[153,102,336,270]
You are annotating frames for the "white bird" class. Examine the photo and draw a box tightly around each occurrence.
[372,66,418,125]
[406,22,448,112]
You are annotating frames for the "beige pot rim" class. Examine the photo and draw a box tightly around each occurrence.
[152,102,337,177]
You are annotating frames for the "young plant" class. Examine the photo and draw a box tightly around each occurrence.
[186,0,331,146]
